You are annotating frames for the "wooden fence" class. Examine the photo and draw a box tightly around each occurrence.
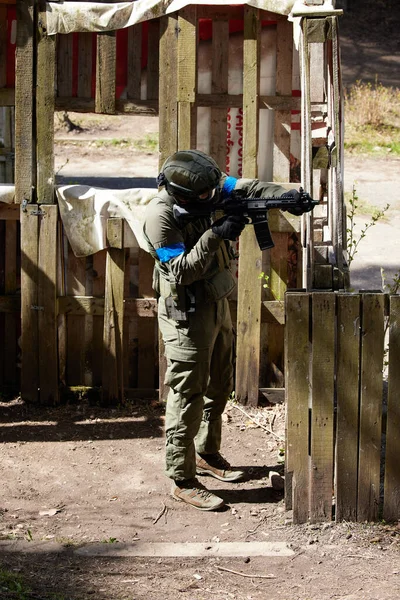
[285,291,400,523]
[0,206,160,403]
[0,204,300,403]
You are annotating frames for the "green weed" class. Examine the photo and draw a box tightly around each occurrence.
[0,568,31,600]
[345,185,390,267]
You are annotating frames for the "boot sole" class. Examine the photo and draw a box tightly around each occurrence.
[171,491,225,511]
[196,468,244,482]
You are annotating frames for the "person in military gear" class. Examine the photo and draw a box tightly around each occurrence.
[143,149,292,511]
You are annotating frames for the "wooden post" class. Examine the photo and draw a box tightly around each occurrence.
[137,249,155,389]
[37,6,55,204]
[383,295,400,522]
[147,20,160,101]
[102,219,125,404]
[177,6,197,149]
[336,293,361,522]
[95,32,116,114]
[310,292,335,522]
[210,17,229,167]
[158,14,179,399]
[78,33,93,99]
[16,0,36,401]
[159,14,178,163]
[20,206,40,402]
[4,220,18,387]
[235,6,261,405]
[285,292,310,522]
[15,0,34,205]
[357,293,385,522]
[127,24,142,101]
[38,205,58,404]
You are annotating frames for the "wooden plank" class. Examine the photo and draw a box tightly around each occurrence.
[57,296,157,318]
[3,221,18,386]
[0,295,20,313]
[78,33,93,98]
[20,205,39,402]
[66,245,86,385]
[273,19,292,182]
[266,233,288,386]
[123,248,133,389]
[313,264,333,289]
[83,254,94,387]
[300,18,314,289]
[102,219,125,404]
[0,221,4,385]
[383,295,400,522]
[159,15,178,164]
[0,203,19,221]
[310,292,335,522]
[235,6,261,406]
[261,300,285,325]
[210,18,229,168]
[37,13,55,204]
[95,31,116,114]
[55,97,158,114]
[310,43,325,103]
[38,205,58,404]
[0,5,6,88]
[57,223,67,387]
[357,293,385,522]
[92,250,106,387]
[285,292,310,522]
[197,5,244,20]
[137,249,155,389]
[177,6,197,149]
[147,19,160,101]
[335,293,361,522]
[196,93,301,110]
[2,107,14,183]
[15,0,34,205]
[0,88,14,106]
[127,24,142,101]
[56,34,73,97]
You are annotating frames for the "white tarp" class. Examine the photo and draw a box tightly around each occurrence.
[56,185,157,256]
[0,185,16,204]
[46,0,296,35]
[0,184,156,255]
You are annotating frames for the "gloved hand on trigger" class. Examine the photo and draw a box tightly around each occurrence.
[212,214,248,241]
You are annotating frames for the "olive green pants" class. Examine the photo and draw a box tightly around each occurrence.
[158,296,234,481]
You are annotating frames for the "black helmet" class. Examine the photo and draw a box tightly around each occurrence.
[157,150,222,202]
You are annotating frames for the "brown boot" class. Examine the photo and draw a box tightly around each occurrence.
[196,452,245,482]
[171,478,225,511]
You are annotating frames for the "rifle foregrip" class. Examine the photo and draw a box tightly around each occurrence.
[253,221,274,250]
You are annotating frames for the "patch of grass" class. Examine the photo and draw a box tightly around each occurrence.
[0,567,68,600]
[0,568,32,599]
[132,133,159,152]
[89,133,158,152]
[344,80,400,157]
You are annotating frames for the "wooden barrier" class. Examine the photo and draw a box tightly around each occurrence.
[285,291,400,523]
[0,209,297,402]
[1,4,348,405]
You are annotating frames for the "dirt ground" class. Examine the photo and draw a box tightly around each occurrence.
[1,397,400,600]
[1,3,400,599]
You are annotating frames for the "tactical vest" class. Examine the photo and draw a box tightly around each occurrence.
[147,195,236,316]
